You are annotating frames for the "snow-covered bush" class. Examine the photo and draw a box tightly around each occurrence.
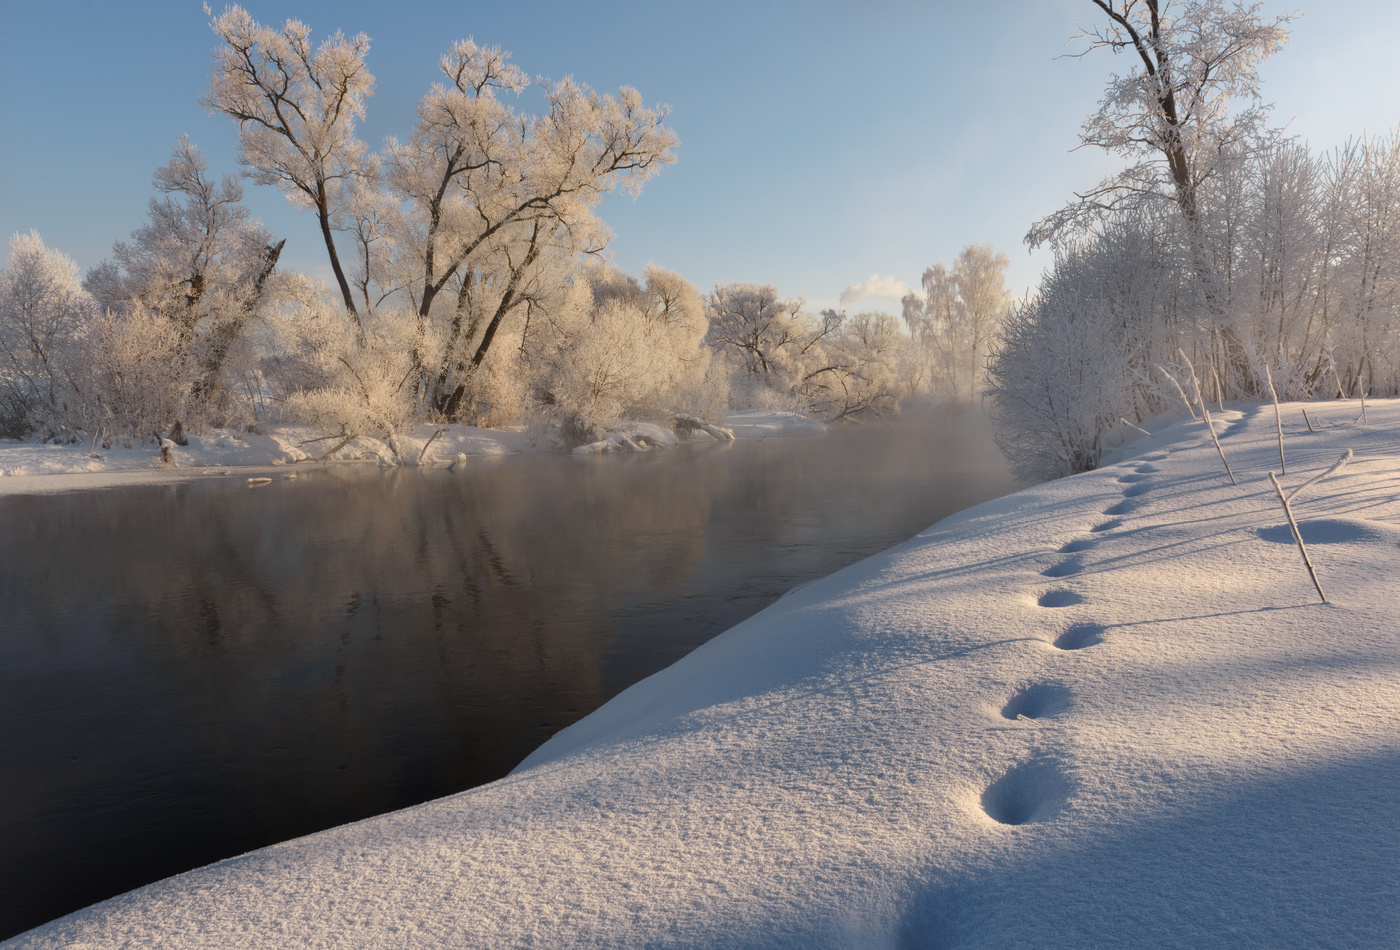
[80,305,198,446]
[276,302,418,457]
[986,282,1143,482]
[986,216,1175,481]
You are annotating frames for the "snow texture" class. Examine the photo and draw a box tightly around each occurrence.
[8,400,1400,948]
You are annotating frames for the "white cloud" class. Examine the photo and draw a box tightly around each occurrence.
[838,274,912,311]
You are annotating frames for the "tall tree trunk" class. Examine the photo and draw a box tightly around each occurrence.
[315,184,359,328]
[440,229,544,421]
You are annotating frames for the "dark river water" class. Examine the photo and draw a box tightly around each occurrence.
[0,411,1024,939]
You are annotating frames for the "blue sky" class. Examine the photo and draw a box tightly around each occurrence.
[2,0,1398,313]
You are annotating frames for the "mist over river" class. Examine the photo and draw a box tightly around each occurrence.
[0,409,1024,939]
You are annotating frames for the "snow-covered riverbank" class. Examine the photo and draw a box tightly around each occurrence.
[9,400,1400,948]
[0,410,824,497]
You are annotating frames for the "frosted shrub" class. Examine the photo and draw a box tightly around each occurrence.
[986,274,1144,482]
[280,304,417,457]
[82,305,196,445]
[455,339,530,430]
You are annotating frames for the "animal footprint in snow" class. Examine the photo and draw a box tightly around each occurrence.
[1135,463,1161,474]
[1042,558,1083,578]
[1103,498,1142,516]
[1037,589,1085,608]
[1000,682,1072,721]
[1090,519,1124,533]
[1058,538,1097,554]
[1117,473,1150,483]
[1053,622,1105,650]
[981,759,1071,825]
[1121,483,1153,498]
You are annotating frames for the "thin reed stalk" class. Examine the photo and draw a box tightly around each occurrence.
[1269,472,1327,603]
[1158,366,1199,420]
[1180,349,1235,486]
[1264,364,1285,475]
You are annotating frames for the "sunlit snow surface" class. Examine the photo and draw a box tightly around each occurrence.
[9,401,1400,948]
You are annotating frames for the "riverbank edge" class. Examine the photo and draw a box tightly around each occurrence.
[0,410,828,497]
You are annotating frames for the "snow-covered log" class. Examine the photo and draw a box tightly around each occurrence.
[673,413,735,442]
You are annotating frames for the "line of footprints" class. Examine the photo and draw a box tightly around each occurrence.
[980,455,1167,826]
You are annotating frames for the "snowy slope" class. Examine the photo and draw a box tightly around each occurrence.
[8,400,1400,948]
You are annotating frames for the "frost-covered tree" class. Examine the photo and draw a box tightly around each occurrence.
[84,138,285,432]
[705,282,844,411]
[989,1,1333,479]
[0,232,95,437]
[379,39,675,418]
[815,311,909,422]
[901,244,1010,403]
[1325,134,1400,396]
[530,265,722,444]
[204,10,678,432]
[203,5,373,317]
[704,282,916,421]
[1028,1,1297,394]
[992,124,1400,481]
[1030,0,1294,245]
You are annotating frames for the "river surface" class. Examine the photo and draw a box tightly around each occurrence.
[0,411,1025,939]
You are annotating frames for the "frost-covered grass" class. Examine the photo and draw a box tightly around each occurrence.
[0,410,817,496]
[8,400,1400,948]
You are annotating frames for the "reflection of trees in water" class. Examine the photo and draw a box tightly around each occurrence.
[0,450,741,939]
[0,451,729,801]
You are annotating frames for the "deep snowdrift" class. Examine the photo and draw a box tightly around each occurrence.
[9,400,1400,948]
